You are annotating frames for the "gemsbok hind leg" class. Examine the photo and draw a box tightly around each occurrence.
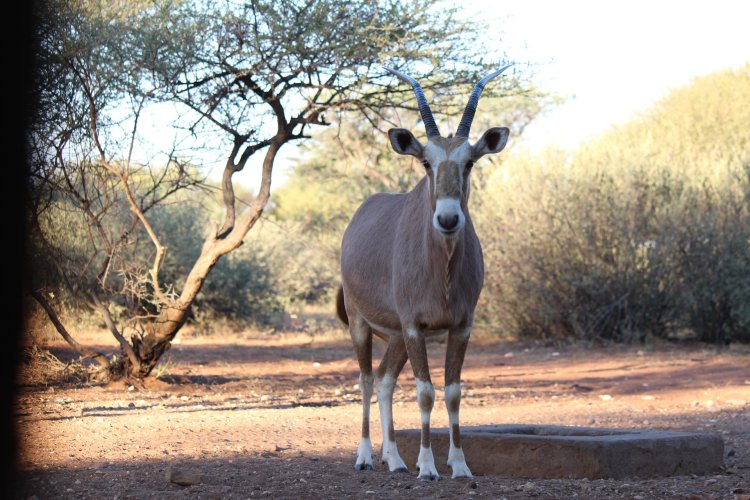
[348,313,374,471]
[444,325,473,478]
[375,335,409,473]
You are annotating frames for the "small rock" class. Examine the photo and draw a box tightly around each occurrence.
[503,352,514,358]
[571,384,593,392]
[704,478,717,486]
[128,402,136,408]
[468,481,478,489]
[127,385,135,392]
[727,449,736,457]
[599,394,613,401]
[313,362,321,367]
[166,466,204,486]
[516,482,535,491]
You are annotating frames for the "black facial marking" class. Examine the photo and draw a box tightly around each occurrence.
[422,160,432,170]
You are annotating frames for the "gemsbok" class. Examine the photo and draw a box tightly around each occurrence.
[337,66,512,480]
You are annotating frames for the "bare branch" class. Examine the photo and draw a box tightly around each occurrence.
[89,293,142,373]
[30,290,110,371]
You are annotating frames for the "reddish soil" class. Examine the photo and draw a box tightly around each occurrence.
[14,328,750,499]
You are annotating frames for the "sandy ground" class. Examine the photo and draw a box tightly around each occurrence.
[14,328,750,499]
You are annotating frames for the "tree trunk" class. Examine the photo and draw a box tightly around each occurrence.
[125,304,189,378]
[118,137,285,379]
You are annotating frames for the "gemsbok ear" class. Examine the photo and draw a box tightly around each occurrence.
[472,127,509,159]
[388,128,424,159]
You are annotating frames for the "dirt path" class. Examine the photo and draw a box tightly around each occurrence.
[15,330,750,499]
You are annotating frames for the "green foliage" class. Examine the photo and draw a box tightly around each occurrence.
[478,65,750,343]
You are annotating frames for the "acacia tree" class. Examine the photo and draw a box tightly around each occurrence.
[30,0,533,380]
[29,0,204,379]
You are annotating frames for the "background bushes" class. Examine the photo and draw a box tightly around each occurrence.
[477,65,750,343]
[32,65,750,342]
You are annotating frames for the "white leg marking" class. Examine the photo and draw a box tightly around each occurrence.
[445,382,472,478]
[355,372,374,470]
[416,445,439,480]
[355,437,373,470]
[415,378,439,480]
[377,374,408,472]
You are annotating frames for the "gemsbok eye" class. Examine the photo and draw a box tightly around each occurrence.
[465,161,474,170]
[422,161,432,170]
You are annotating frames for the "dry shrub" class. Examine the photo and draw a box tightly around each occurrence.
[18,346,94,386]
[475,66,750,343]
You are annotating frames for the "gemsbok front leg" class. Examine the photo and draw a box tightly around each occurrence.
[349,313,374,471]
[375,336,409,472]
[403,327,439,480]
[444,325,473,478]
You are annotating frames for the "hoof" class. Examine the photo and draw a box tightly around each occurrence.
[354,463,373,471]
[393,467,409,474]
[418,473,440,481]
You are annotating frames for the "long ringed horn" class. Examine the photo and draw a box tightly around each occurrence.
[455,64,513,138]
[384,67,440,138]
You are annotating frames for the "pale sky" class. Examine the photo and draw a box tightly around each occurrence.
[483,0,750,150]
[138,1,750,190]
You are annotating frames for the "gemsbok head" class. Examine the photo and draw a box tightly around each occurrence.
[337,65,512,480]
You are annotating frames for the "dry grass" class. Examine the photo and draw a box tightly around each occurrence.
[18,345,92,386]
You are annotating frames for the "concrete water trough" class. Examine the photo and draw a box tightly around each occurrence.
[395,424,724,479]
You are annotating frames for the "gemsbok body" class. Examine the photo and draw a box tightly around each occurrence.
[337,66,512,480]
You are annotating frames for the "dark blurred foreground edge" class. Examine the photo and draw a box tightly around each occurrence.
[5,2,34,496]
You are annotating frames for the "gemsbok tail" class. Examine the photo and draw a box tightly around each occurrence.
[336,286,349,326]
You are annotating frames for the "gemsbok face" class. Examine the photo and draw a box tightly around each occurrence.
[385,67,510,237]
[338,65,512,481]
[388,128,509,235]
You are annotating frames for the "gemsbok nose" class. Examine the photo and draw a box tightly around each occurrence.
[437,213,459,230]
